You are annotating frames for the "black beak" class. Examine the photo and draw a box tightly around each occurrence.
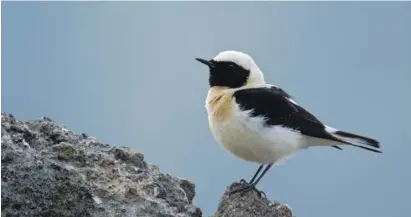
[195,58,214,69]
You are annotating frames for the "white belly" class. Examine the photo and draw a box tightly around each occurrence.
[208,110,305,164]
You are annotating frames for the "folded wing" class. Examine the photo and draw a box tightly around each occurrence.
[233,87,381,153]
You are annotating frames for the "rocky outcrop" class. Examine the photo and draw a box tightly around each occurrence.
[1,113,293,217]
[214,182,293,217]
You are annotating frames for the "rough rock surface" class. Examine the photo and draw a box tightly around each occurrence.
[1,113,294,217]
[213,182,293,217]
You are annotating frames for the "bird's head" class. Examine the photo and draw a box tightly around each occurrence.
[195,50,265,88]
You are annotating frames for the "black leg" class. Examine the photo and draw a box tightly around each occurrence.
[250,164,272,186]
[240,164,264,184]
[229,163,273,197]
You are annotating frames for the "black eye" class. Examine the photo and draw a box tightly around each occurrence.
[228,63,236,68]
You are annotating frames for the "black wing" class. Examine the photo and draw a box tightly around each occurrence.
[233,87,346,144]
[267,85,293,99]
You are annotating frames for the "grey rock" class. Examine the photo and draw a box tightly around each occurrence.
[1,112,294,217]
[213,182,293,217]
[1,113,201,217]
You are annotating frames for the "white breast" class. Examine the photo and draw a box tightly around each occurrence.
[206,93,305,164]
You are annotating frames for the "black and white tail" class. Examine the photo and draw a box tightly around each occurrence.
[325,126,382,153]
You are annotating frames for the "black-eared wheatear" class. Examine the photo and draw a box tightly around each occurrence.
[195,50,381,196]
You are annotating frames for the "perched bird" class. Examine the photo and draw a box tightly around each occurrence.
[195,50,381,196]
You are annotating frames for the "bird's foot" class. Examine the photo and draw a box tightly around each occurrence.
[229,183,266,198]
[239,179,248,184]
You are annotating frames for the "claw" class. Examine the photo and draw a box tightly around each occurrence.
[239,179,248,184]
[229,185,252,197]
[257,189,267,198]
[229,183,266,198]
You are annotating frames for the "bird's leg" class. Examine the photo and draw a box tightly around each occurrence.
[240,164,264,184]
[230,164,273,197]
[239,165,266,197]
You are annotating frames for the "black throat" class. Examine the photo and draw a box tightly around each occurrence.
[208,60,250,88]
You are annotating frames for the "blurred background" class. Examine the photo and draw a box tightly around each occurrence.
[2,2,411,217]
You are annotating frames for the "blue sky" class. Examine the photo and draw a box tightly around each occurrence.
[2,2,411,217]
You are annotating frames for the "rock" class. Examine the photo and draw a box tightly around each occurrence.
[1,112,294,217]
[1,113,201,217]
[213,182,293,217]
